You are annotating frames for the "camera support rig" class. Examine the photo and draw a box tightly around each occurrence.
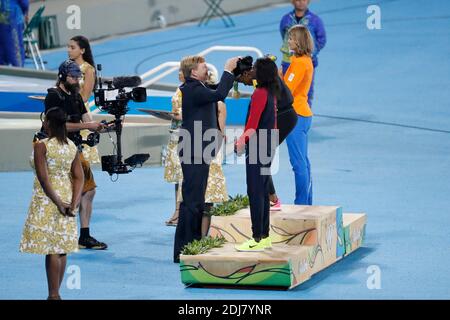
[94,64,150,176]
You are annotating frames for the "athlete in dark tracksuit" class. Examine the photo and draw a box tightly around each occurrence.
[236,72,297,201]
[237,87,277,242]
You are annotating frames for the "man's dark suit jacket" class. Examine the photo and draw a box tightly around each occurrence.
[178,71,234,162]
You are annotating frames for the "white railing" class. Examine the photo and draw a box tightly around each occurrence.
[140,62,218,88]
[140,45,264,88]
[196,45,264,58]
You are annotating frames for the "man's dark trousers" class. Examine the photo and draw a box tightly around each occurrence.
[173,160,210,262]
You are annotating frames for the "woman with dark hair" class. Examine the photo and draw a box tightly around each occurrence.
[20,107,84,300]
[67,35,107,250]
[68,35,96,104]
[234,57,279,252]
[68,35,98,161]
[236,56,297,211]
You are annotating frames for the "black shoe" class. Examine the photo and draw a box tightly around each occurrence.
[78,236,108,250]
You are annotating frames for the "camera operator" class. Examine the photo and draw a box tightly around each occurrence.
[44,59,108,250]
[235,55,298,210]
[173,55,238,263]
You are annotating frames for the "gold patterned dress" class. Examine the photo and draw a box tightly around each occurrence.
[163,88,228,203]
[20,138,79,255]
[163,88,184,183]
[79,61,100,164]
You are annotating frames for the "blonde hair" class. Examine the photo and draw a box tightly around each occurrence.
[288,25,314,57]
[180,56,206,78]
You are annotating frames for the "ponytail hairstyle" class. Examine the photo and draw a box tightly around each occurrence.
[287,25,314,57]
[254,57,280,99]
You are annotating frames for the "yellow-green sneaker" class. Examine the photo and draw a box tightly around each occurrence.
[235,238,266,252]
[260,236,272,249]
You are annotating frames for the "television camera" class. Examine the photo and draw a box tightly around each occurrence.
[94,64,150,176]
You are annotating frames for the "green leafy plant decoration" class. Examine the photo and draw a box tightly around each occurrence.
[207,194,249,217]
[181,236,227,255]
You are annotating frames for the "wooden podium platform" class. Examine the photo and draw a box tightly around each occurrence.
[343,213,367,256]
[180,205,366,289]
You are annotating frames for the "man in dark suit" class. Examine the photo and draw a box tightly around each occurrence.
[173,55,238,262]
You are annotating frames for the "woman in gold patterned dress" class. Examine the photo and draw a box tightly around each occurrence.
[164,70,228,234]
[67,35,107,250]
[20,107,84,300]
[69,36,100,165]
[163,72,184,225]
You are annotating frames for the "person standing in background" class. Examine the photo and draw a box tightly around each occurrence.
[0,0,29,67]
[284,25,314,205]
[68,36,100,166]
[163,70,185,226]
[280,0,326,107]
[67,35,108,250]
